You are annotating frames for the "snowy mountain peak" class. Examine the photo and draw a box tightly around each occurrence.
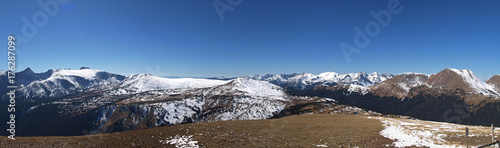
[317,72,339,79]
[207,78,286,100]
[446,68,475,78]
[125,73,153,80]
[117,74,229,94]
[54,68,70,72]
[425,68,499,97]
[370,69,500,99]
[243,71,393,90]
[446,68,497,95]
[400,72,430,76]
[18,68,126,99]
[21,67,35,74]
[232,78,284,95]
[51,68,104,79]
[368,72,391,83]
[18,67,36,78]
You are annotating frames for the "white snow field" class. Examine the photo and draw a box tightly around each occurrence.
[117,73,230,94]
[159,135,199,148]
[376,116,500,148]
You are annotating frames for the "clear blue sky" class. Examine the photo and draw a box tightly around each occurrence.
[1,0,499,80]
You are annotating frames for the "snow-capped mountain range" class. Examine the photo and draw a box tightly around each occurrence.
[7,67,393,100]
[18,76,290,135]
[6,67,500,101]
[4,67,499,102]
[239,71,393,90]
[113,73,229,95]
[370,68,500,98]
[4,67,396,135]
[3,67,500,136]
[18,67,125,99]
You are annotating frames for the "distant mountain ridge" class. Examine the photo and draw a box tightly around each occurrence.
[370,68,500,99]
[487,75,500,92]
[6,67,499,101]
[16,67,54,86]
[212,72,394,90]
[3,67,230,100]
[289,68,500,127]
[112,73,229,95]
[12,77,292,136]
[5,67,394,100]
[3,67,500,136]
[2,67,396,136]
[17,67,126,99]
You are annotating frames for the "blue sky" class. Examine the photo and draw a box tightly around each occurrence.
[1,0,499,80]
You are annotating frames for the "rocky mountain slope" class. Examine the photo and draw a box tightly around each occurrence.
[291,68,500,127]
[369,68,499,99]
[4,68,394,103]
[4,67,229,101]
[370,72,429,98]
[487,74,500,91]
[428,68,499,96]
[12,77,294,136]
[112,73,229,95]
[218,72,393,90]
[3,67,500,137]
[17,67,126,100]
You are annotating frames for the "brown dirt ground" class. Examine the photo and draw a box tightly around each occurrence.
[0,114,393,148]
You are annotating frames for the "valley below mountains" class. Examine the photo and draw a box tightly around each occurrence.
[1,67,500,139]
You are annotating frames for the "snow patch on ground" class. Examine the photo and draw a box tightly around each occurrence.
[153,97,204,125]
[376,116,500,148]
[380,118,445,147]
[159,135,199,148]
